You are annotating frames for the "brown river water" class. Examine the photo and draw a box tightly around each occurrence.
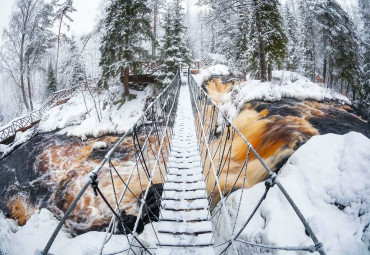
[0,77,368,235]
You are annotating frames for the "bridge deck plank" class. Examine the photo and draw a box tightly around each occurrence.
[157,79,214,254]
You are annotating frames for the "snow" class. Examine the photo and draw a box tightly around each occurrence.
[214,132,370,254]
[0,208,160,255]
[0,128,34,158]
[92,141,107,150]
[193,64,230,85]
[38,85,153,138]
[197,70,352,120]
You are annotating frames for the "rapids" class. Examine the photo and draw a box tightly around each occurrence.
[0,77,368,237]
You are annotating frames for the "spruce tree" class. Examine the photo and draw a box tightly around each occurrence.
[313,0,361,98]
[245,5,260,79]
[46,62,57,96]
[60,37,85,87]
[99,0,153,96]
[298,0,317,81]
[359,0,370,106]
[158,0,191,86]
[262,0,287,81]
[235,17,249,76]
[244,0,286,81]
[283,4,299,71]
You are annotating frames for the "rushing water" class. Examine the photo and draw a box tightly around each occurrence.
[0,78,368,236]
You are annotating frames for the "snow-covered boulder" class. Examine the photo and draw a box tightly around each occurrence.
[193,64,230,85]
[215,132,370,254]
[92,141,107,150]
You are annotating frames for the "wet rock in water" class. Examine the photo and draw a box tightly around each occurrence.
[117,183,163,235]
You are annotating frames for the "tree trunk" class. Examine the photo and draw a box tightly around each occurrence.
[254,0,266,82]
[20,34,29,110]
[55,14,64,84]
[352,85,356,101]
[26,54,34,111]
[340,81,343,94]
[323,32,327,86]
[20,73,29,110]
[268,63,272,82]
[152,1,157,57]
[124,66,130,97]
[311,28,316,82]
[346,81,350,96]
[27,75,34,111]
[323,56,327,86]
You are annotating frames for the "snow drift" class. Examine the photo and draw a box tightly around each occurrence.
[214,132,370,254]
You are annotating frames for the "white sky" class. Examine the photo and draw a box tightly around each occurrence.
[0,0,102,45]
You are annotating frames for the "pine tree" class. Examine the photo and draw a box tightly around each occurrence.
[54,0,76,83]
[283,4,299,71]
[158,0,191,86]
[262,0,287,81]
[244,0,287,81]
[235,16,249,76]
[99,0,153,96]
[60,37,85,87]
[298,0,317,81]
[46,62,57,96]
[358,0,370,105]
[313,0,361,98]
[245,5,260,79]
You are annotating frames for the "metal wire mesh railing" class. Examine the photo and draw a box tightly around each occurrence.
[41,71,181,255]
[187,74,326,255]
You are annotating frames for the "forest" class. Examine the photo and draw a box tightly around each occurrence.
[0,0,369,124]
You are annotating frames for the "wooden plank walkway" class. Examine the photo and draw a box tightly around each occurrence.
[156,80,214,254]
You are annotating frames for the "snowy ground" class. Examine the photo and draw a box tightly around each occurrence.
[0,84,153,157]
[214,131,370,254]
[39,85,153,138]
[0,208,158,255]
[193,67,351,120]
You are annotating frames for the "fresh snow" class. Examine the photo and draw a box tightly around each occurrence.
[39,85,153,138]
[92,141,107,150]
[193,68,351,120]
[0,208,127,255]
[0,85,153,158]
[0,128,34,158]
[0,208,160,255]
[193,64,231,85]
[214,132,370,254]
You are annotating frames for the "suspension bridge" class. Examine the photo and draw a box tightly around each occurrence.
[34,71,325,255]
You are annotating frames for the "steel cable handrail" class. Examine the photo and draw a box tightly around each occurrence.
[187,73,326,255]
[41,71,181,255]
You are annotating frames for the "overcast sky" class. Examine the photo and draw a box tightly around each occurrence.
[0,0,102,45]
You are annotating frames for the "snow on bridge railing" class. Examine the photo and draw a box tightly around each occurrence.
[187,73,326,255]
[40,71,182,255]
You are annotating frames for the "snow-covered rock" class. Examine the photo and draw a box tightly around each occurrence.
[193,64,230,85]
[215,132,370,254]
[193,69,351,120]
[92,141,107,150]
[0,128,34,158]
